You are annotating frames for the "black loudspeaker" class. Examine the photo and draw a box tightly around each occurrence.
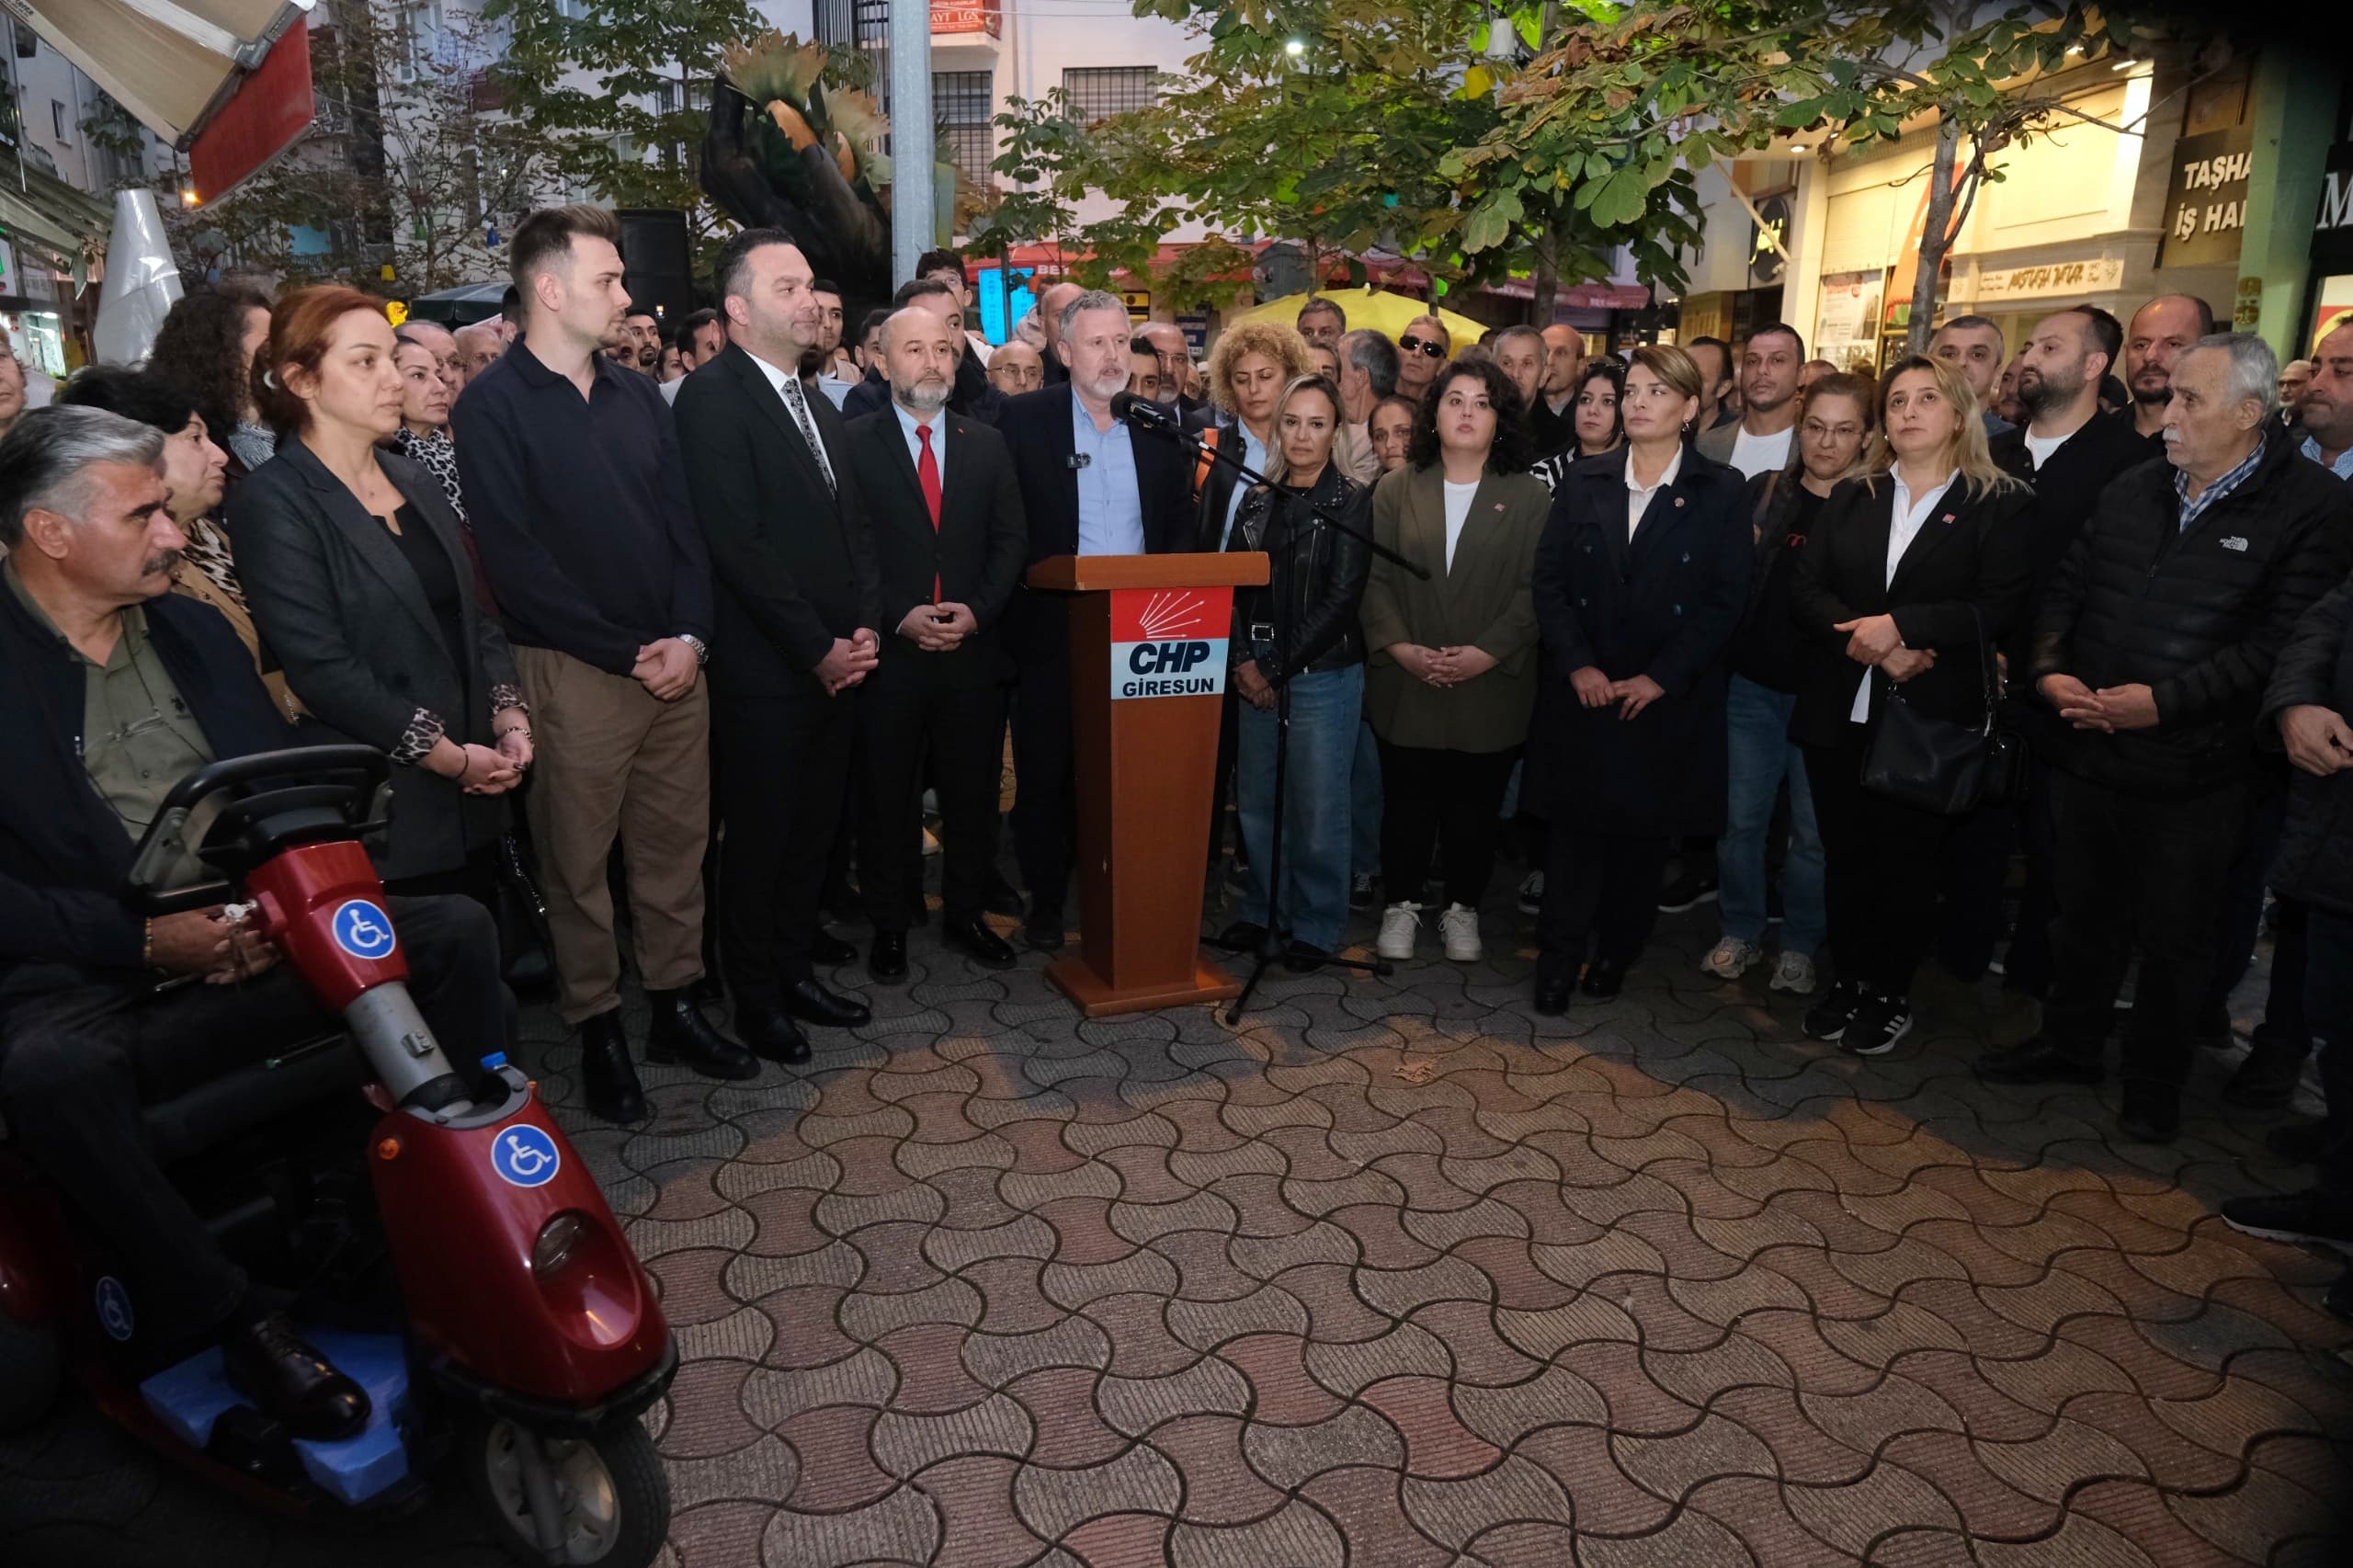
[616,208,696,327]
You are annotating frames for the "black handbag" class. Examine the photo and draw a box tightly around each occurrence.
[1860,603,2024,815]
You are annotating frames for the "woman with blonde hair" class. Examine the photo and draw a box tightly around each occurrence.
[1789,353,2033,1056]
[1529,344,1753,1008]
[1196,319,1318,549]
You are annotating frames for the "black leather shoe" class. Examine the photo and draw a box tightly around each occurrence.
[2268,1119,2330,1165]
[870,930,910,982]
[1579,958,1626,999]
[1533,979,1572,1016]
[984,872,1026,920]
[1283,940,1330,974]
[1025,911,1067,951]
[577,1012,647,1124]
[222,1311,369,1441]
[943,915,1017,971]
[644,988,759,1080]
[1974,1038,2104,1086]
[736,1006,812,1066]
[2119,1080,2181,1143]
[785,978,871,1028]
[1213,920,1267,955]
[810,929,858,967]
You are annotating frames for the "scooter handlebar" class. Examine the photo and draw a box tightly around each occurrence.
[129,746,394,915]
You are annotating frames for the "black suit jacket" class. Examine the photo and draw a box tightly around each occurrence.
[675,342,882,698]
[844,407,1029,652]
[232,440,522,880]
[1988,414,2167,673]
[1788,472,2036,749]
[994,384,1193,661]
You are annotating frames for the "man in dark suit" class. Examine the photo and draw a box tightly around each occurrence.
[845,308,1029,980]
[674,228,882,1065]
[995,289,1194,947]
[842,278,1004,426]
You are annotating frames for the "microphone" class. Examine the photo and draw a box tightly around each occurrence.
[1108,391,1181,432]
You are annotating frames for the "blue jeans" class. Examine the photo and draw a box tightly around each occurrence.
[1350,718,1382,878]
[1236,665,1363,950]
[1716,675,1826,954]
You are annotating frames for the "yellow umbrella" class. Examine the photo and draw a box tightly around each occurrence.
[1227,285,1485,349]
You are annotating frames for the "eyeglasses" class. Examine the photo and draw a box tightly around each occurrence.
[1399,335,1447,358]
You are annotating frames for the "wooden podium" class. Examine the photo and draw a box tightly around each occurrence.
[1027,551,1270,1017]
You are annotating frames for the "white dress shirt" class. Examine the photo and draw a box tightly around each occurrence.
[1624,444,1684,540]
[1849,467,1961,723]
[743,347,838,491]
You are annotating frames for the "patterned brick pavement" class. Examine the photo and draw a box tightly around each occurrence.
[6,894,2352,1566]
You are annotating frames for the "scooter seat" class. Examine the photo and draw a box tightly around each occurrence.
[140,1034,365,1167]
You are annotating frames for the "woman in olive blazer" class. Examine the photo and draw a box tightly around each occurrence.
[1359,359,1552,966]
[233,288,530,899]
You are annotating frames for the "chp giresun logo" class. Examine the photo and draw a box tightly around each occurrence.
[1109,586,1233,700]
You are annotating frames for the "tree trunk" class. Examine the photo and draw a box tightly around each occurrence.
[1531,241,1558,327]
[1905,113,1961,357]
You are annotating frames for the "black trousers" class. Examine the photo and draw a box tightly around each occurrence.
[1540,829,1670,981]
[2203,779,2313,1052]
[1803,726,1960,998]
[1010,653,1076,918]
[858,645,1007,930]
[2306,908,2353,1199]
[1375,741,1518,909]
[716,687,858,1006]
[2040,770,2250,1093]
[0,894,503,1346]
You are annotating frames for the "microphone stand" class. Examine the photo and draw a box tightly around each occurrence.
[1126,411,1427,1024]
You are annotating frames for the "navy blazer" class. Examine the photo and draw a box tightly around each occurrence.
[1530,445,1754,836]
[993,383,1193,661]
[0,587,292,1015]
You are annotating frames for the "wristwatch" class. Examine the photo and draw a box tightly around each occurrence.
[676,632,710,666]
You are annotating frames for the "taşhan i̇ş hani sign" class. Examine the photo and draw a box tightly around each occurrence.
[1109,586,1233,700]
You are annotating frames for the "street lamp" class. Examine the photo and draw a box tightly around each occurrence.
[1284,39,1305,58]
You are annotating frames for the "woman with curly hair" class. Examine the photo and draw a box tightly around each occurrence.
[1360,358,1552,966]
[146,283,276,490]
[1195,318,1316,550]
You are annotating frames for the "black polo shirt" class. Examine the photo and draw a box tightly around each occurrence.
[450,341,713,675]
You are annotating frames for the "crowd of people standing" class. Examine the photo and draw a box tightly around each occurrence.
[5,211,2352,1290]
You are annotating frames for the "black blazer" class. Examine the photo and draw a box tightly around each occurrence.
[1788,472,2036,750]
[233,439,521,881]
[0,588,291,1016]
[1187,407,1248,553]
[994,383,1193,661]
[844,406,1029,665]
[674,342,883,699]
[1531,446,1754,835]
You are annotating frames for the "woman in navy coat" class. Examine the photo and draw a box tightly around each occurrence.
[1530,345,1754,1010]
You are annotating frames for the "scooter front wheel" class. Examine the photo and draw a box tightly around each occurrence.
[0,1306,60,1435]
[464,1413,669,1568]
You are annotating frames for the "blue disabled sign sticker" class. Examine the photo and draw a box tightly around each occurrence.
[96,1275,134,1342]
[492,1124,561,1188]
[331,899,397,960]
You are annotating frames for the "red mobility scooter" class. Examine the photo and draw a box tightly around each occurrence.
[0,746,676,1566]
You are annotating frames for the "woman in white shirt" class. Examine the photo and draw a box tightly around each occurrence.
[1789,355,2034,1058]
[1358,359,1552,966]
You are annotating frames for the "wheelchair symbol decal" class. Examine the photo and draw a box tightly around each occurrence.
[491,1123,562,1188]
[96,1276,134,1342]
[331,899,397,961]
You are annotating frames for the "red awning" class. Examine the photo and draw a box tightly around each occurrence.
[187,24,314,202]
[1483,278,1654,311]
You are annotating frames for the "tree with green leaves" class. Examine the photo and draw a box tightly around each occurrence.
[1457,1,2143,353]
[482,0,767,254]
[984,0,1705,314]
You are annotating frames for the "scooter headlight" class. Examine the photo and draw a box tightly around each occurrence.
[531,1212,585,1278]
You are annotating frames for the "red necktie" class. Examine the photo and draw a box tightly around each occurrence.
[917,423,943,601]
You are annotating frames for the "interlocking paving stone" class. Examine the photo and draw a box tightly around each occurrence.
[7,897,2349,1565]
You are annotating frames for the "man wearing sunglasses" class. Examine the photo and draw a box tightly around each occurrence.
[1395,314,1451,403]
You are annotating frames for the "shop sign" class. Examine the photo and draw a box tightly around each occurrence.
[2159,124,2256,269]
[1747,196,1790,288]
[931,0,1001,37]
[1974,256,2127,302]
[1813,268,1883,369]
[2311,142,2353,273]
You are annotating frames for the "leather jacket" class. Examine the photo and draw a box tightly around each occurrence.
[1228,463,1371,683]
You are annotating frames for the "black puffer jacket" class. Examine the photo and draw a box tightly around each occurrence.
[2029,433,2353,796]
[2263,573,2353,916]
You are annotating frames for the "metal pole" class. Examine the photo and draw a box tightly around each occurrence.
[887,0,935,284]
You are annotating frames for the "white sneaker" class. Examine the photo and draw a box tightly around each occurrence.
[1517,870,1544,915]
[1440,903,1483,962]
[1768,950,1818,994]
[1377,903,1422,961]
[1701,937,1763,980]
